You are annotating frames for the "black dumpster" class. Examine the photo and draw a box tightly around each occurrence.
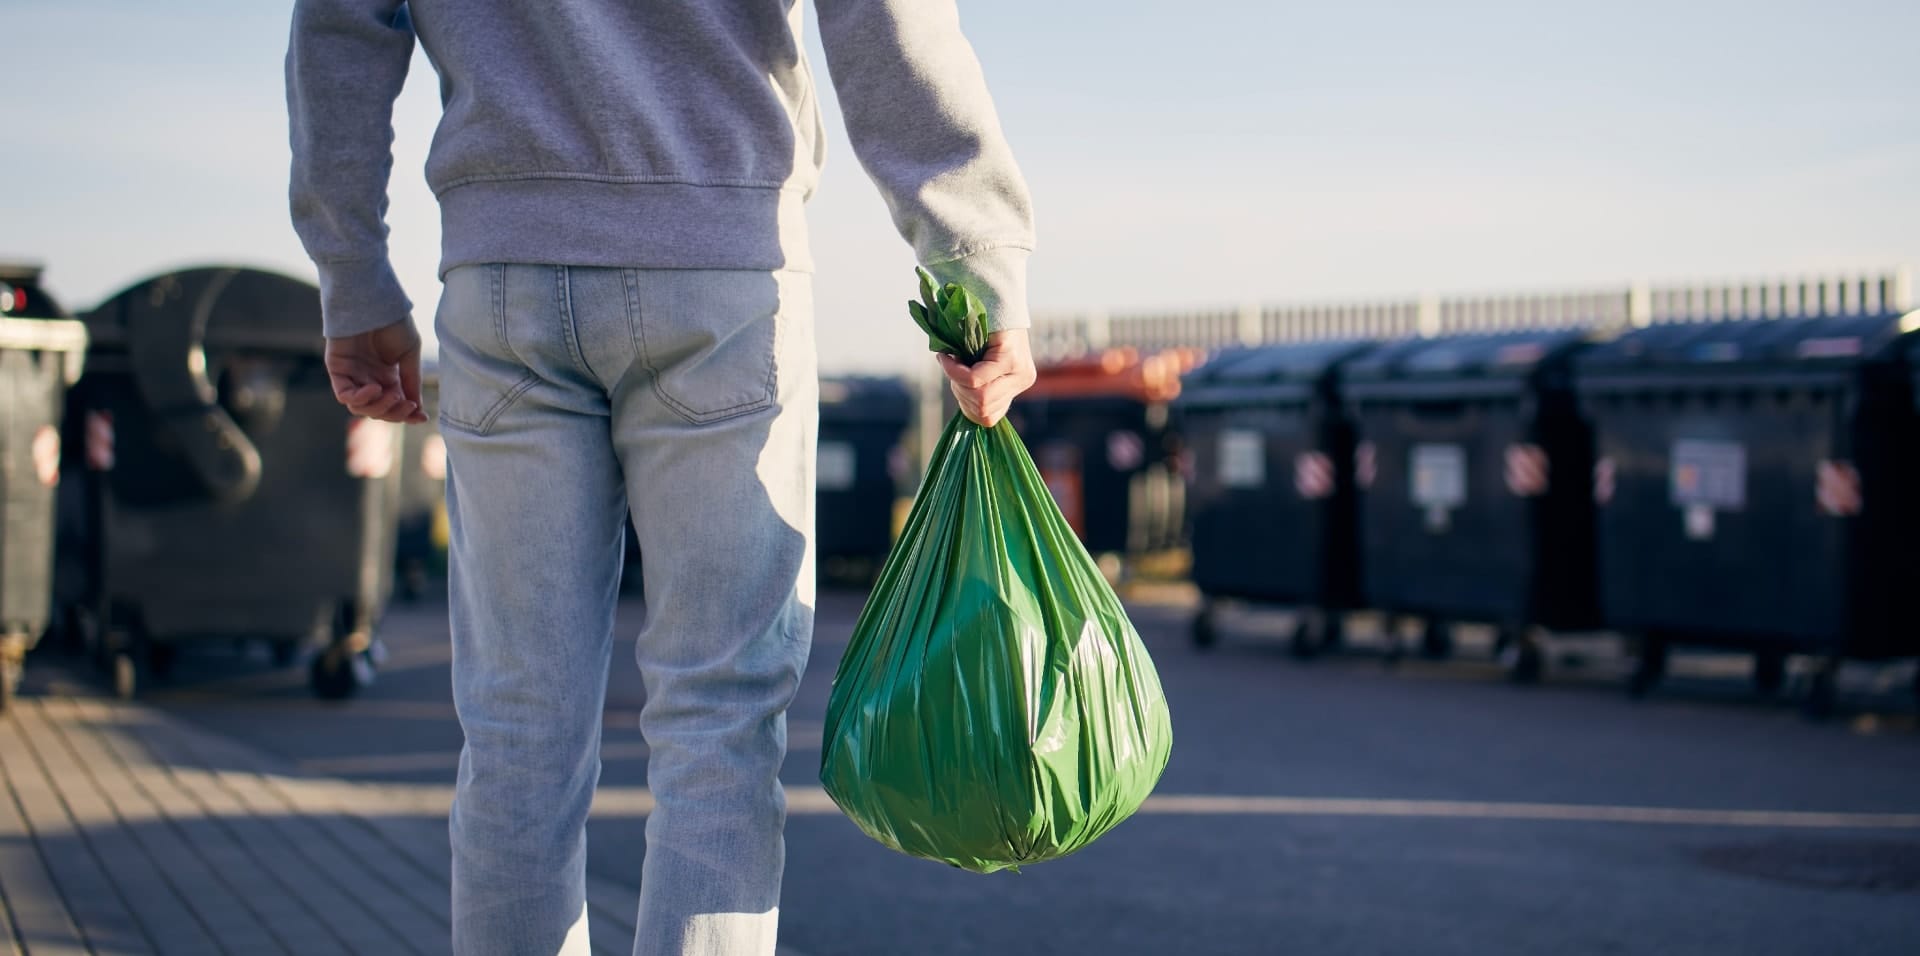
[1177,340,1374,655]
[1344,329,1599,677]
[816,376,913,585]
[1010,349,1197,560]
[1577,313,1920,714]
[394,365,447,600]
[1012,398,1171,556]
[59,267,403,699]
[0,265,89,709]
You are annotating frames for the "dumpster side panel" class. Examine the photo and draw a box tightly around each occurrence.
[1585,315,1920,662]
[395,376,448,581]
[103,362,397,642]
[1187,405,1328,603]
[817,418,908,563]
[1849,365,1920,657]
[1013,397,1167,556]
[1357,399,1535,621]
[1592,391,1847,646]
[1,349,66,638]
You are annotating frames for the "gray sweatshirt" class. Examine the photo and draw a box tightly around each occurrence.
[287,0,1035,339]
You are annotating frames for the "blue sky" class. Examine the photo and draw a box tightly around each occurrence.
[4,1,1915,372]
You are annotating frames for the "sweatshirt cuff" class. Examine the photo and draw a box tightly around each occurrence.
[925,245,1032,332]
[317,258,414,338]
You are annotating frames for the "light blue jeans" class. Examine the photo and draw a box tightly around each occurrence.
[434,264,817,956]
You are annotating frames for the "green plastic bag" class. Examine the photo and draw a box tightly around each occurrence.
[819,269,1174,873]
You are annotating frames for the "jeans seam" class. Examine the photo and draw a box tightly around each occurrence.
[490,264,507,354]
[557,266,595,383]
[440,370,542,435]
[441,264,539,436]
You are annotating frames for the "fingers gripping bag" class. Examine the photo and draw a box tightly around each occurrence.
[819,269,1173,873]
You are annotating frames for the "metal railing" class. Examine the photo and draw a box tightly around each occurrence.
[1031,268,1915,358]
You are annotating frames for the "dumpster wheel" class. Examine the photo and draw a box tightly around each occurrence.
[1420,619,1455,661]
[1290,610,1340,660]
[147,643,178,680]
[1627,635,1669,699]
[94,607,147,701]
[1753,652,1787,696]
[311,601,377,700]
[1190,602,1218,650]
[60,603,101,658]
[112,653,138,701]
[1503,628,1545,685]
[310,639,376,700]
[0,660,18,713]
[1801,659,1840,721]
[0,633,26,714]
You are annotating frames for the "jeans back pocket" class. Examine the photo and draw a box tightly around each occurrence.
[628,270,800,426]
[435,264,541,436]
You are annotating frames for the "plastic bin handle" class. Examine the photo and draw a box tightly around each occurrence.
[125,270,263,504]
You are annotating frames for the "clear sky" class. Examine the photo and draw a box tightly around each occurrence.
[4,1,1915,372]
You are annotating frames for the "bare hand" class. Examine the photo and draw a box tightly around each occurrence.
[326,320,427,424]
[938,329,1037,428]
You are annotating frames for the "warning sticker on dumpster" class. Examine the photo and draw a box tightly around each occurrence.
[818,441,856,491]
[1411,443,1467,510]
[1220,429,1265,488]
[1670,439,1745,511]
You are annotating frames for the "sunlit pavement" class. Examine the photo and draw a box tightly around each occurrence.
[94,585,1920,956]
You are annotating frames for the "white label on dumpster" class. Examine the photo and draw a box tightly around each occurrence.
[1684,504,1715,541]
[1411,443,1467,510]
[1220,430,1265,488]
[1107,430,1146,471]
[817,441,856,491]
[1670,439,1745,511]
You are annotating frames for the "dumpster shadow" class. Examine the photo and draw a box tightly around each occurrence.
[18,589,858,792]
[1161,602,1920,726]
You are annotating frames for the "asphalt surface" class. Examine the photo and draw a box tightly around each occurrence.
[40,586,1920,956]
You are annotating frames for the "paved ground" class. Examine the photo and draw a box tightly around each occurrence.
[28,587,1920,956]
[0,688,733,956]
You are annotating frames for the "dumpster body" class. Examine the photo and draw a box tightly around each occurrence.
[1011,349,1202,559]
[60,268,402,699]
[0,265,88,707]
[1577,313,1920,712]
[1344,330,1599,674]
[1178,340,1374,653]
[1015,397,1172,555]
[816,376,913,584]
[395,369,447,599]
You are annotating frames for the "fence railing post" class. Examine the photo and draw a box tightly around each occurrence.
[1416,294,1441,338]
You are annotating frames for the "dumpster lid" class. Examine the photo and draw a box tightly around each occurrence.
[1344,328,1590,383]
[1185,339,1375,386]
[1578,313,1915,371]
[83,267,327,354]
[1177,340,1375,408]
[1024,348,1204,403]
[0,261,47,284]
[1901,313,1920,368]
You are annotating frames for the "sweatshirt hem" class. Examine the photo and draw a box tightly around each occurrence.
[437,177,814,277]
